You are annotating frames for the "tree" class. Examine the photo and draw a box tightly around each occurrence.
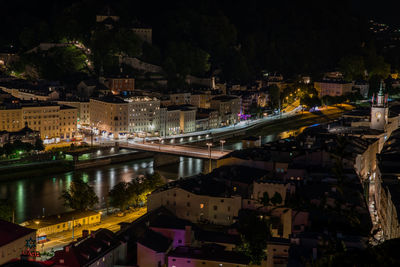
[261,192,270,206]
[128,172,164,207]
[237,210,271,264]
[270,192,283,206]
[268,84,280,110]
[338,55,365,81]
[3,142,14,156]
[61,177,98,211]
[34,138,45,151]
[109,182,130,211]
[300,95,321,108]
[0,199,13,222]
[366,54,391,80]
[114,28,143,57]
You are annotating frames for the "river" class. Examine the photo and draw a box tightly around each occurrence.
[0,127,305,223]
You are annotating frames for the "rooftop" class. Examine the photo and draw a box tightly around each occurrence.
[0,220,36,247]
[150,214,191,230]
[137,229,171,252]
[168,246,250,265]
[51,228,120,267]
[91,95,126,104]
[211,95,238,102]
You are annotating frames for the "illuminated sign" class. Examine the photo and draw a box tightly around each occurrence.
[21,237,41,258]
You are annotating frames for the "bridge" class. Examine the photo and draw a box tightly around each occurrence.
[119,142,232,160]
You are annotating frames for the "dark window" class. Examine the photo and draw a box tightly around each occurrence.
[213,205,218,210]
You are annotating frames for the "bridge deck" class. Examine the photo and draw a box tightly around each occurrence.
[119,142,231,159]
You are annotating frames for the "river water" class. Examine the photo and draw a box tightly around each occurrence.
[0,128,302,223]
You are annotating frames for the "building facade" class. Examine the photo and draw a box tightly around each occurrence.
[59,106,78,140]
[179,106,196,134]
[57,101,90,126]
[106,77,135,94]
[0,103,77,141]
[90,97,129,138]
[21,210,101,239]
[126,96,160,135]
[0,220,37,266]
[371,86,388,131]
[132,27,152,44]
[164,107,181,136]
[210,95,240,126]
[314,80,353,97]
[148,187,242,226]
[170,93,191,106]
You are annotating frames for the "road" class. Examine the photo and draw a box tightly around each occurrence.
[38,207,147,259]
[92,105,303,147]
[119,142,231,159]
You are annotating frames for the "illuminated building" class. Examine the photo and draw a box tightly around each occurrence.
[371,83,388,131]
[125,96,160,135]
[314,79,353,97]
[0,102,77,142]
[90,96,129,138]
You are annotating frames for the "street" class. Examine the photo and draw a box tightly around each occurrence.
[38,207,147,259]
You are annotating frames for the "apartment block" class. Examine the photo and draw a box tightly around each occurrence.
[59,106,78,140]
[126,96,160,135]
[148,187,241,226]
[90,96,129,138]
[210,95,240,126]
[57,100,90,126]
[106,76,135,94]
[314,79,353,97]
[0,102,77,141]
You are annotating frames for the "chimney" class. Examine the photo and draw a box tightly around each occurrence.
[185,225,192,246]
[82,230,89,238]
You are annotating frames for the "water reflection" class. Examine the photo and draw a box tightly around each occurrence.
[0,125,309,223]
[0,157,204,223]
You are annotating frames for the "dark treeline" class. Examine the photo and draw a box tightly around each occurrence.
[0,0,396,83]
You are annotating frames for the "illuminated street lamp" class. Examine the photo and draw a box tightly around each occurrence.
[158,137,163,151]
[220,139,226,152]
[206,142,213,173]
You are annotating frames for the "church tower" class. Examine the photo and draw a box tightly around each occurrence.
[371,82,388,131]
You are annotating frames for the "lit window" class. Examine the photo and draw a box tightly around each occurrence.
[200,203,204,209]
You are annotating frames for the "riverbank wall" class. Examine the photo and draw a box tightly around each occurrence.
[0,151,154,182]
[74,151,154,170]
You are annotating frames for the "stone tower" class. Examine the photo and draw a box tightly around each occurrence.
[371,82,388,131]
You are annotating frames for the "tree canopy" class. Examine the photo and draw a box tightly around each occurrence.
[108,172,164,211]
[0,199,13,222]
[1,0,393,84]
[61,177,98,211]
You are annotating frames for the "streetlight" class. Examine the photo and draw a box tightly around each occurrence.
[206,143,213,173]
[220,139,226,152]
[72,217,75,240]
[158,137,163,151]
